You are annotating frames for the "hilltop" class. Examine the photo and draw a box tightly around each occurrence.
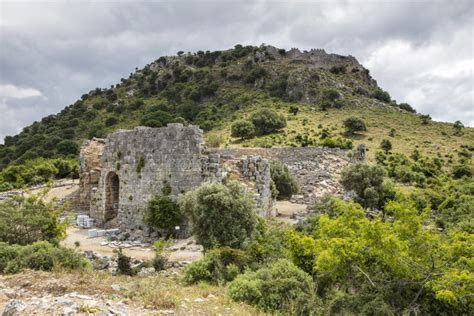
[0,44,472,171]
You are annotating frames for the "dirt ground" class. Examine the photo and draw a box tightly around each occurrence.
[274,201,308,224]
[62,227,203,262]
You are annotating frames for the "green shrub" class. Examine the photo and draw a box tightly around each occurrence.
[289,105,299,116]
[452,163,472,179]
[205,134,226,148]
[0,158,77,189]
[183,247,251,285]
[144,183,183,235]
[398,102,416,113]
[231,120,255,140]
[0,193,67,245]
[228,259,318,314]
[380,139,393,153]
[179,181,256,250]
[116,248,134,276]
[0,241,90,274]
[341,163,394,210]
[321,137,353,149]
[343,117,367,135]
[251,109,286,136]
[270,161,298,200]
[453,120,464,136]
[420,114,432,125]
[372,88,391,103]
[322,89,340,102]
[105,117,119,126]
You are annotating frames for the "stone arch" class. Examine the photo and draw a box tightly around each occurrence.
[105,171,120,222]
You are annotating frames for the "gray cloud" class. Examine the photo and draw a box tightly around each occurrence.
[0,0,473,142]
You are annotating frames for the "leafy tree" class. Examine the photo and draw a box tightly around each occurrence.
[380,139,392,153]
[343,117,367,135]
[178,181,256,250]
[56,140,79,156]
[0,191,67,245]
[231,120,255,140]
[251,109,286,136]
[144,182,183,235]
[340,163,393,210]
[270,161,298,200]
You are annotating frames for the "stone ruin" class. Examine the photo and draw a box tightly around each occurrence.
[78,123,360,238]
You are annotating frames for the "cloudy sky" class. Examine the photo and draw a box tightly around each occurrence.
[0,0,473,142]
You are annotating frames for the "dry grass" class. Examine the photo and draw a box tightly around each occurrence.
[0,269,263,315]
[210,103,474,167]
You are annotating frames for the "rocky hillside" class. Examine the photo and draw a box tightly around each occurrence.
[0,44,471,170]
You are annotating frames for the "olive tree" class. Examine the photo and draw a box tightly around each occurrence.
[178,181,256,250]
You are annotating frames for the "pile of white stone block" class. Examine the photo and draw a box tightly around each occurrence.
[76,214,95,228]
[87,228,120,238]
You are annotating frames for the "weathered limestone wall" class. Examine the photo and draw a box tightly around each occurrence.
[78,138,105,213]
[211,147,352,204]
[93,124,204,233]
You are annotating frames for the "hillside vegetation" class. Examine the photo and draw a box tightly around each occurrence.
[1,44,472,190]
[0,45,473,314]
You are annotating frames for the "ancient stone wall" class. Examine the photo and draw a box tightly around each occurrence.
[91,124,204,233]
[78,138,105,213]
[78,124,354,237]
[211,147,353,205]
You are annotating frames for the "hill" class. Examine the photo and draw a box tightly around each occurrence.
[0,44,472,178]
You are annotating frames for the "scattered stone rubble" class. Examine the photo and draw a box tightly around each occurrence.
[0,286,152,315]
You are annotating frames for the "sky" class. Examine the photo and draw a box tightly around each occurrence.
[0,0,473,143]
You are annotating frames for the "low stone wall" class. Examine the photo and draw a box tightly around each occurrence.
[211,147,352,205]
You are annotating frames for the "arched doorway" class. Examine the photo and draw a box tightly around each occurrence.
[105,172,119,222]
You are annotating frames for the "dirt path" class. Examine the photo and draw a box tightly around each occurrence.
[62,227,154,260]
[274,201,308,224]
[62,227,203,262]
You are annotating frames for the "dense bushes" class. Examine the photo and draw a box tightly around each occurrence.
[285,198,473,314]
[183,247,251,285]
[228,259,318,314]
[0,193,67,245]
[179,181,256,250]
[0,241,90,274]
[0,158,78,191]
[270,161,298,200]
